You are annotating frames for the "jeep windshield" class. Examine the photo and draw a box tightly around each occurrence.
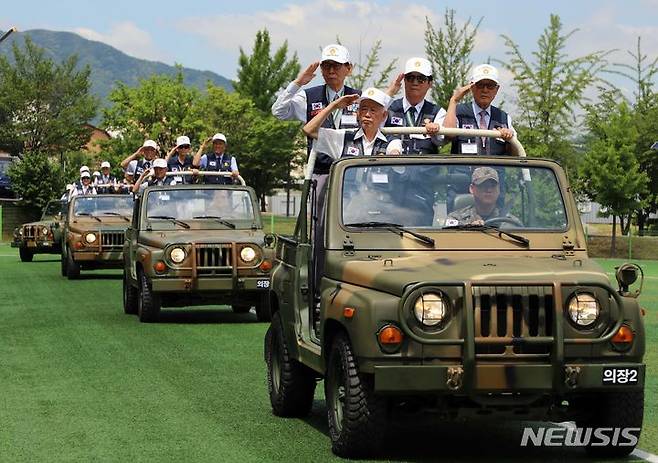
[145,188,256,229]
[341,163,567,232]
[73,196,134,218]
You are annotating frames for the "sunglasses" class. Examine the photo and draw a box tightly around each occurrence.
[178,144,191,149]
[320,61,346,71]
[474,81,499,90]
[404,74,430,84]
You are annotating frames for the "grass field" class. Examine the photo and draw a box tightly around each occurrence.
[0,244,656,462]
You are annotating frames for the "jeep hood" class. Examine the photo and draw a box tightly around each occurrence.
[329,255,611,297]
[139,229,263,248]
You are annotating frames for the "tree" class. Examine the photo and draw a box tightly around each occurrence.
[233,29,300,113]
[196,86,303,210]
[579,95,648,255]
[101,68,205,172]
[607,37,658,235]
[0,37,97,156]
[8,151,65,209]
[340,38,397,90]
[498,14,609,172]
[424,9,481,109]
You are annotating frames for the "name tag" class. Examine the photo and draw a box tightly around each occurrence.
[461,143,478,154]
[340,114,357,127]
[174,176,183,183]
[371,173,389,184]
[311,102,323,110]
[158,194,170,201]
[390,116,403,126]
[409,133,428,140]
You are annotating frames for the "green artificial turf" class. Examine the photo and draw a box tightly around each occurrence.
[0,245,655,462]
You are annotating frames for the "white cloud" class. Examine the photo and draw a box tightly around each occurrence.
[177,0,500,83]
[71,22,171,63]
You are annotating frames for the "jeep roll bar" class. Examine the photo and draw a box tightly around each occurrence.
[155,171,247,186]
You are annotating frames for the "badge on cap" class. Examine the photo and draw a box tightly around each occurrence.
[328,47,337,56]
[367,89,375,96]
[415,61,421,67]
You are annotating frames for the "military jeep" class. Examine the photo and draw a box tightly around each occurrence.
[61,194,133,279]
[122,175,274,323]
[265,128,646,458]
[12,199,66,261]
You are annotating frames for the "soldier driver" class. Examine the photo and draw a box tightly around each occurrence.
[445,167,517,226]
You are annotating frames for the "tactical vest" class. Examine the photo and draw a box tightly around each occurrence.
[168,156,193,184]
[146,177,175,187]
[96,175,116,194]
[450,103,509,155]
[203,153,235,185]
[340,131,389,193]
[386,99,441,154]
[305,84,360,174]
[134,158,152,177]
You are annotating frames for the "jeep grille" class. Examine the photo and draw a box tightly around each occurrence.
[22,225,37,239]
[101,232,125,248]
[195,244,232,275]
[473,285,553,355]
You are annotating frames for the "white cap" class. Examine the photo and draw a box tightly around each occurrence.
[404,57,432,77]
[212,133,227,143]
[81,171,91,178]
[176,135,191,147]
[358,87,391,109]
[141,139,159,150]
[100,161,110,169]
[471,64,499,85]
[80,165,90,173]
[321,44,350,64]
[92,171,100,177]
[153,158,168,169]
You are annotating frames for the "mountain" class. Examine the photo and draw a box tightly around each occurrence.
[0,29,233,110]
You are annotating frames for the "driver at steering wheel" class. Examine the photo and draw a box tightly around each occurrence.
[446,167,519,226]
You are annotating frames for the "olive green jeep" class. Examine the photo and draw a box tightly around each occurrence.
[61,194,133,279]
[122,176,274,323]
[265,128,646,458]
[12,199,66,261]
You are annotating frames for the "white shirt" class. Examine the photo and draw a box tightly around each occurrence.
[471,101,515,133]
[399,97,447,146]
[313,128,395,160]
[271,82,345,123]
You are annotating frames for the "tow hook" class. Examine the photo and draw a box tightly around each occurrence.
[564,366,581,389]
[447,367,464,390]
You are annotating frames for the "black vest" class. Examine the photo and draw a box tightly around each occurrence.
[450,103,509,155]
[386,99,441,154]
[96,175,116,194]
[203,153,235,185]
[134,158,152,177]
[168,155,193,184]
[305,84,361,174]
[341,131,389,157]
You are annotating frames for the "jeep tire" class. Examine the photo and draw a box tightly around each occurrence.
[138,270,161,323]
[60,251,67,276]
[325,332,386,458]
[123,268,138,315]
[578,390,644,457]
[19,247,34,262]
[66,248,80,279]
[265,312,315,417]
[255,293,271,322]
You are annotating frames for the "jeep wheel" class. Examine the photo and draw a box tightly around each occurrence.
[266,311,315,417]
[325,332,386,458]
[123,268,138,315]
[577,390,644,457]
[66,249,80,279]
[255,293,271,322]
[19,247,34,262]
[60,252,67,276]
[138,271,161,323]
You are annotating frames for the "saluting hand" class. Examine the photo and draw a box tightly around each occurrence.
[332,94,359,109]
[295,62,320,86]
[450,83,474,103]
[385,73,404,97]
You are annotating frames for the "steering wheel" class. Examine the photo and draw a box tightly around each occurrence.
[484,216,524,228]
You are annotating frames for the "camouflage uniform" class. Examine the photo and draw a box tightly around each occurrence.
[446,205,502,225]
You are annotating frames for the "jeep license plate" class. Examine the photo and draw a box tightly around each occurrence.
[602,367,639,385]
[256,279,270,289]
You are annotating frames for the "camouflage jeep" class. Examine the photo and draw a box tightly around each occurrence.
[12,199,66,261]
[264,129,646,458]
[61,194,133,279]
[122,181,274,323]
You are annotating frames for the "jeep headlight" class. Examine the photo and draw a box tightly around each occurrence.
[567,293,599,327]
[85,232,97,244]
[170,247,186,264]
[18,228,23,235]
[413,292,448,327]
[240,246,257,263]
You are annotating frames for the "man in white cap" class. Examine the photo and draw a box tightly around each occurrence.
[69,171,97,198]
[193,133,239,185]
[385,57,446,154]
[165,135,195,184]
[120,139,160,178]
[132,158,176,193]
[442,63,515,154]
[95,161,117,194]
[272,44,361,175]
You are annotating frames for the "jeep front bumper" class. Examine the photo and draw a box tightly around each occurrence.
[151,276,270,293]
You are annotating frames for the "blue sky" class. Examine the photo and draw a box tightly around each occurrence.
[2,0,657,97]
